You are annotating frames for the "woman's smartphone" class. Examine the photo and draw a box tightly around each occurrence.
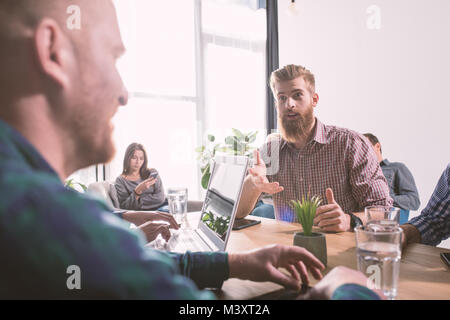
[149,172,158,179]
[232,218,261,230]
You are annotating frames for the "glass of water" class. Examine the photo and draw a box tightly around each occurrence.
[355,224,403,300]
[365,206,401,225]
[167,187,188,228]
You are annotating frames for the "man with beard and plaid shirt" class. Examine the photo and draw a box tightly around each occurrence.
[237,65,393,232]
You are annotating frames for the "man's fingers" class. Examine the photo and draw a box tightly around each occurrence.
[314,210,341,224]
[310,266,324,280]
[285,264,300,282]
[291,247,325,271]
[253,150,262,166]
[316,204,339,216]
[158,225,171,242]
[295,261,309,286]
[267,265,301,290]
[326,188,336,204]
[318,217,342,228]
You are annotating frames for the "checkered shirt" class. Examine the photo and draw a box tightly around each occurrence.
[260,118,393,222]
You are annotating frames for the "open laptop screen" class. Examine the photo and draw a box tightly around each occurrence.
[198,155,249,251]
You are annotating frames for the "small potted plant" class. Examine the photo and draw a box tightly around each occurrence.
[291,194,327,266]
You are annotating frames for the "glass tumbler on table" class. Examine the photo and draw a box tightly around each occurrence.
[167,187,188,228]
[355,224,403,300]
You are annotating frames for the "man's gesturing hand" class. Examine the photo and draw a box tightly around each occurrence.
[228,244,325,290]
[248,150,284,195]
[314,188,350,232]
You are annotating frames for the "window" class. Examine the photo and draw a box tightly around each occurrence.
[72,0,268,201]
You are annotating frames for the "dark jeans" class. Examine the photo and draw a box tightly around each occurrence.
[250,200,275,219]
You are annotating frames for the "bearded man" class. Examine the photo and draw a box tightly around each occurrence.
[236,65,393,232]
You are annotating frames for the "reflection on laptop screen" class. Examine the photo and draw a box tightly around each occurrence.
[200,157,248,243]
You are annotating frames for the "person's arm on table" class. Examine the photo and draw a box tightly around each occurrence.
[304,266,384,300]
[315,135,393,232]
[236,150,283,219]
[402,164,450,247]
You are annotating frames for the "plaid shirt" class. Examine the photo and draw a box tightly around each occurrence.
[260,119,393,222]
[408,164,450,246]
[0,119,227,299]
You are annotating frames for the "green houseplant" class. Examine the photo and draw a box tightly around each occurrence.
[201,211,231,240]
[195,129,258,190]
[291,194,327,266]
[65,178,87,193]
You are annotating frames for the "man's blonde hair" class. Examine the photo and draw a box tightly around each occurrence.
[270,64,316,95]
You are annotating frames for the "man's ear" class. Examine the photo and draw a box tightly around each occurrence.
[375,142,382,153]
[33,18,72,88]
[312,93,319,107]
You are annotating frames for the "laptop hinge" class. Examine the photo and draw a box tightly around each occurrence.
[195,229,219,251]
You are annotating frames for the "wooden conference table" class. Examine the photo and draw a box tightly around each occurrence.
[186,213,450,300]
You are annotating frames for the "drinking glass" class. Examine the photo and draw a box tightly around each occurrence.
[355,224,403,300]
[365,206,401,225]
[167,187,188,227]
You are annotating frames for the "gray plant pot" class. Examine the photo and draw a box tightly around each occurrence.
[293,232,327,267]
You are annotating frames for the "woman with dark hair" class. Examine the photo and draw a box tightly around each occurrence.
[115,143,168,211]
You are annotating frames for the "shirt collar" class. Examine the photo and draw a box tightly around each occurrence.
[0,118,58,177]
[279,117,328,150]
[380,158,390,166]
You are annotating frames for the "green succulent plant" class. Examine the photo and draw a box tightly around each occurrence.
[290,194,322,236]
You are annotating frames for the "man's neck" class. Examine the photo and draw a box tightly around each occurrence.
[1,100,77,182]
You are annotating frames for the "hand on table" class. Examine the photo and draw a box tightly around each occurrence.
[138,221,172,243]
[301,266,385,300]
[228,244,325,290]
[123,211,180,230]
[314,188,350,232]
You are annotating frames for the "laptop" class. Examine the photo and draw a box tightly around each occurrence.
[149,155,249,253]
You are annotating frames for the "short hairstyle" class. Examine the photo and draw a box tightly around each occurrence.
[270,64,316,95]
[363,133,382,153]
[122,143,151,179]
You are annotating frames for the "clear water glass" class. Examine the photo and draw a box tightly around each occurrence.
[355,224,403,300]
[365,206,401,224]
[167,187,188,227]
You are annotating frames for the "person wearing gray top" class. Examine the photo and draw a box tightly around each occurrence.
[115,143,167,211]
[363,133,420,211]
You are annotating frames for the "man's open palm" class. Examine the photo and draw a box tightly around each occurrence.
[249,150,284,195]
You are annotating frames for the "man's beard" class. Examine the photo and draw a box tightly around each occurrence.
[278,108,315,144]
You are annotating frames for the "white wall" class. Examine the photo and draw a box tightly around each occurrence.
[278,0,450,248]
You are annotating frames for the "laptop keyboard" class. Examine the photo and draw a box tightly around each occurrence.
[148,228,211,253]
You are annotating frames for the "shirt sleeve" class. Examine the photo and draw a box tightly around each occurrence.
[5,180,226,299]
[346,134,393,211]
[391,163,421,210]
[331,284,381,300]
[408,164,450,246]
[166,251,229,289]
[115,176,140,210]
